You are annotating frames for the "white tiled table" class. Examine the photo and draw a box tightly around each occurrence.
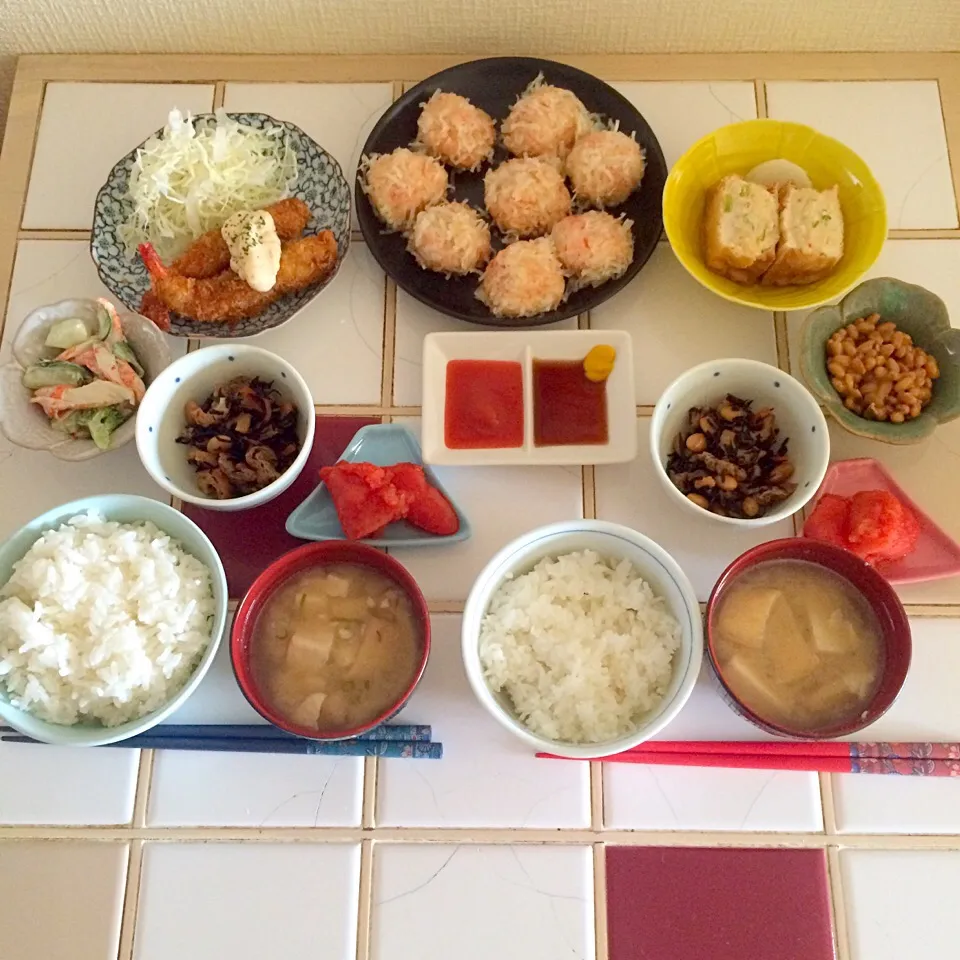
[2,54,960,960]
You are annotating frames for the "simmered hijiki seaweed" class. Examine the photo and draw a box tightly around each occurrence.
[176,376,301,499]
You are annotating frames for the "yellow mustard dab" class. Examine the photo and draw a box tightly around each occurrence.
[583,344,616,383]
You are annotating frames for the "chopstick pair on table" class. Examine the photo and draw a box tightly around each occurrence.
[1,724,443,759]
[537,740,960,776]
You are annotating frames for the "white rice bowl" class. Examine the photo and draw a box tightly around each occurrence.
[478,549,682,744]
[0,511,217,727]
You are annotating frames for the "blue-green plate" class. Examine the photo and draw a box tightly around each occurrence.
[285,424,471,547]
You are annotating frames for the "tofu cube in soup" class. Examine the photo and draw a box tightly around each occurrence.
[322,574,351,597]
[290,691,328,728]
[716,587,782,649]
[349,618,394,680]
[807,608,859,655]
[723,655,791,715]
[329,597,371,620]
[763,600,819,683]
[286,627,336,672]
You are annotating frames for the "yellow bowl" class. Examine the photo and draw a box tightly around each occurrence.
[662,120,887,311]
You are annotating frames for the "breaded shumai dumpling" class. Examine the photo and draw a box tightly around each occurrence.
[359,147,448,231]
[407,201,492,276]
[484,157,572,238]
[477,237,566,318]
[501,74,595,159]
[551,212,634,289]
[565,129,645,207]
[415,91,496,171]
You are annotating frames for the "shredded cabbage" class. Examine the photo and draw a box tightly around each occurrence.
[118,109,298,261]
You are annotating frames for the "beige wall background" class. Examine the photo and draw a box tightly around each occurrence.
[2,0,960,132]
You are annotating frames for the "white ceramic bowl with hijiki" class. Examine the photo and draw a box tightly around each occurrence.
[0,298,171,461]
[135,344,316,512]
[650,358,831,528]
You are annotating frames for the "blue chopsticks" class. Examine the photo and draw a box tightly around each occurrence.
[0,723,442,759]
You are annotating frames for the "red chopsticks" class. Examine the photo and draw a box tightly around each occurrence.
[536,741,960,776]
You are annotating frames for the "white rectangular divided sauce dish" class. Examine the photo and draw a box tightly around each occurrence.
[421,330,637,466]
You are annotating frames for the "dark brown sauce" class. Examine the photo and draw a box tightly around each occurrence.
[532,359,608,446]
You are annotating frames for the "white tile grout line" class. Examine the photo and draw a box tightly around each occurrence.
[754,78,769,119]
[827,846,853,960]
[592,842,609,960]
[16,227,960,242]
[132,749,155,829]
[819,772,838,835]
[356,839,374,960]
[590,764,605,832]
[362,757,379,829]
[114,749,153,960]
[4,825,960,850]
[381,278,397,409]
[819,772,850,960]
[933,79,960,229]
[116,839,144,960]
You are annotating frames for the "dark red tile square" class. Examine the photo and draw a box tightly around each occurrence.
[606,846,834,960]
[184,415,379,598]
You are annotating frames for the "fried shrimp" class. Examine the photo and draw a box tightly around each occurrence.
[171,198,312,278]
[139,231,338,323]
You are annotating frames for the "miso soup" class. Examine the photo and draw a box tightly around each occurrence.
[251,563,421,731]
[713,560,883,732]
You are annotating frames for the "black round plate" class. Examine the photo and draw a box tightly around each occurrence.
[355,56,668,328]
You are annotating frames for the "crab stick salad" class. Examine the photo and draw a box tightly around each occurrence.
[23,299,146,450]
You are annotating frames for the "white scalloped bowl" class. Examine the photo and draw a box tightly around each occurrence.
[0,298,172,461]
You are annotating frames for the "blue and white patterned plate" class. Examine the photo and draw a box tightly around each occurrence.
[90,113,352,339]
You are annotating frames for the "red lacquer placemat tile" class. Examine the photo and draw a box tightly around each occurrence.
[184,415,379,598]
[606,846,834,960]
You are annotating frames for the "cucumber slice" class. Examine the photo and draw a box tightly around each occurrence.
[95,303,113,340]
[44,318,90,350]
[21,360,92,390]
[86,405,130,450]
[112,341,145,378]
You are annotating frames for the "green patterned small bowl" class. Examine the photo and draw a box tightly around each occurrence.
[799,277,960,445]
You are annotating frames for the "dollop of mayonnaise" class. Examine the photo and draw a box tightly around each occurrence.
[221,210,281,292]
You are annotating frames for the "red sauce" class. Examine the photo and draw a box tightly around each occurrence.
[444,359,524,449]
[532,359,608,446]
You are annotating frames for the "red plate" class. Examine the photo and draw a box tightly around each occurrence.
[803,458,960,584]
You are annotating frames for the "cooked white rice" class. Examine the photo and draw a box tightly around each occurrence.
[0,511,216,727]
[478,549,682,743]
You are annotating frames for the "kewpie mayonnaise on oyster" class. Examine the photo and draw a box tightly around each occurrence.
[221,210,282,292]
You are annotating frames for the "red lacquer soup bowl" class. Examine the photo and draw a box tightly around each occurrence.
[705,538,911,739]
[231,541,431,740]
